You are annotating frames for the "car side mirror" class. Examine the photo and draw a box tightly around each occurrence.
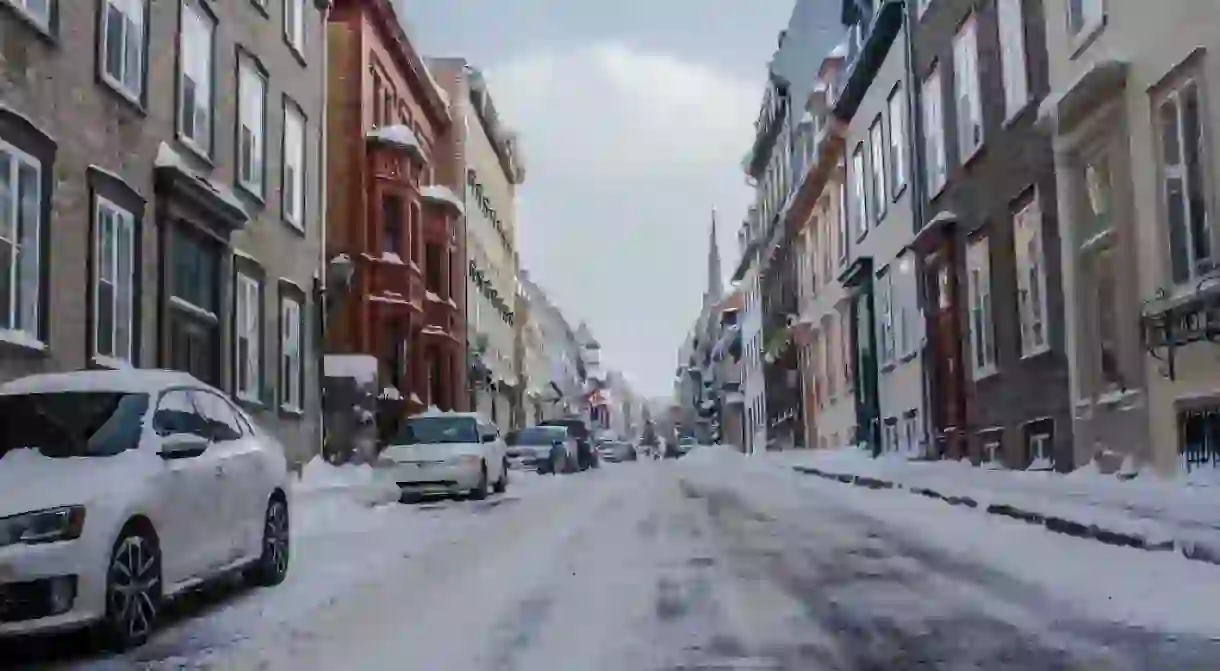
[482,432,497,443]
[159,433,208,460]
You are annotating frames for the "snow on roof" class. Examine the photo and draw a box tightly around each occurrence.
[0,369,205,396]
[153,142,247,218]
[366,124,427,160]
[420,185,465,215]
[324,354,378,384]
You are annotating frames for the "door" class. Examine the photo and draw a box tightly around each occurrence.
[150,389,224,584]
[193,390,262,562]
[925,247,966,459]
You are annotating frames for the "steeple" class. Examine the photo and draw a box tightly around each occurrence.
[706,207,724,304]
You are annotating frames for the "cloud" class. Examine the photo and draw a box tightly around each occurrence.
[484,43,758,397]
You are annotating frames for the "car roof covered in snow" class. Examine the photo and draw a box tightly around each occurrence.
[0,369,211,396]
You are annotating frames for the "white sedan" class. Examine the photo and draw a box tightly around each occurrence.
[377,411,509,500]
[0,370,292,649]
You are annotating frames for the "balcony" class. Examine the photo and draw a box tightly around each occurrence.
[364,253,423,314]
[745,73,791,180]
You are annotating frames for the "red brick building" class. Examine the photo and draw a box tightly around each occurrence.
[325,0,465,419]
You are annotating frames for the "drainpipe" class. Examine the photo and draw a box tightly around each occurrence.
[315,0,333,462]
[899,0,933,458]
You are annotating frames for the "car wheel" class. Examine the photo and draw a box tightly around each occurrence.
[471,464,489,500]
[250,496,290,586]
[494,460,508,493]
[102,530,162,651]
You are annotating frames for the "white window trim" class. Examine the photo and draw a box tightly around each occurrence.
[923,66,946,196]
[178,0,214,157]
[284,0,305,55]
[282,102,306,229]
[235,272,261,402]
[888,84,907,195]
[93,197,136,365]
[99,0,146,103]
[851,144,868,239]
[869,116,887,221]
[878,273,895,365]
[6,0,52,28]
[967,236,997,378]
[1066,0,1105,51]
[953,15,984,162]
[237,56,267,197]
[280,295,302,412]
[1014,196,1051,358]
[0,139,43,347]
[997,0,1030,123]
[1155,74,1214,287]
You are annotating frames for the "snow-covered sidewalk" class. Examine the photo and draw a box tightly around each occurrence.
[770,448,1220,565]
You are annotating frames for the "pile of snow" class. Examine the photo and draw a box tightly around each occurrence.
[296,456,400,508]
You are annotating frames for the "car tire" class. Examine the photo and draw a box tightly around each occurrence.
[494,460,508,493]
[249,495,290,587]
[101,529,162,651]
[471,464,489,500]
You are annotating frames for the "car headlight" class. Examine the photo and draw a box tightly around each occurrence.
[0,507,87,548]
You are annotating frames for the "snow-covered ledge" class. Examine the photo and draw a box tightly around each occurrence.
[420,185,465,215]
[366,124,427,162]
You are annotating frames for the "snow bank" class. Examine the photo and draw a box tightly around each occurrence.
[296,456,400,508]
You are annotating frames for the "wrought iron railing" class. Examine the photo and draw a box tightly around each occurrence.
[1178,406,1220,473]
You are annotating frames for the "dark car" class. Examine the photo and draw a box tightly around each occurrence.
[505,426,573,474]
[539,417,599,470]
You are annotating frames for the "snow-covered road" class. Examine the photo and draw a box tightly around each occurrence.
[9,447,1220,670]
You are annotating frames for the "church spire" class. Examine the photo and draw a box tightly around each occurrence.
[706,207,724,303]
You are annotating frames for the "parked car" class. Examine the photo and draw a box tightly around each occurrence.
[597,441,637,463]
[538,418,599,471]
[378,411,509,501]
[505,426,575,474]
[0,370,292,650]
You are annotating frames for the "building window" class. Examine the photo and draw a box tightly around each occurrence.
[878,272,895,365]
[178,0,214,156]
[1077,153,1124,394]
[869,116,886,221]
[966,235,996,378]
[896,253,915,357]
[997,0,1029,119]
[1156,73,1213,285]
[850,144,868,239]
[168,225,221,386]
[284,0,305,54]
[903,411,919,454]
[93,198,135,364]
[953,15,983,161]
[922,65,945,194]
[981,434,1002,464]
[1092,245,1122,389]
[237,53,267,197]
[99,0,146,102]
[425,243,442,293]
[1067,0,1103,37]
[382,193,403,258]
[1014,194,1049,357]
[836,179,849,264]
[234,271,261,402]
[0,142,41,342]
[282,100,305,228]
[279,292,302,412]
[5,0,51,28]
[887,84,907,195]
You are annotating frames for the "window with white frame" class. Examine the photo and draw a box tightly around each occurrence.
[1014,195,1049,356]
[284,0,305,54]
[967,236,996,377]
[282,102,305,228]
[100,0,146,101]
[903,411,919,453]
[280,294,302,410]
[953,15,983,161]
[878,272,895,365]
[235,272,261,402]
[887,84,907,194]
[94,198,135,363]
[238,55,267,195]
[1067,0,1103,37]
[1028,432,1050,464]
[851,144,868,238]
[6,0,51,27]
[869,116,886,220]
[922,65,946,194]
[982,436,1001,464]
[896,254,914,356]
[178,0,214,155]
[0,142,41,340]
[1156,72,1213,284]
[997,0,1029,119]
[837,178,849,264]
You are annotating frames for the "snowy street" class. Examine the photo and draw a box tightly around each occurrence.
[8,448,1220,670]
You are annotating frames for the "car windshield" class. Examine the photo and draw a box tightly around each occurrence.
[506,427,563,446]
[0,392,150,460]
[396,416,478,445]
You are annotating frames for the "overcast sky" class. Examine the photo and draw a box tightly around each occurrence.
[403,1,795,398]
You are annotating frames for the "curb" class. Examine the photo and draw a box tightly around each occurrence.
[792,465,1220,567]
